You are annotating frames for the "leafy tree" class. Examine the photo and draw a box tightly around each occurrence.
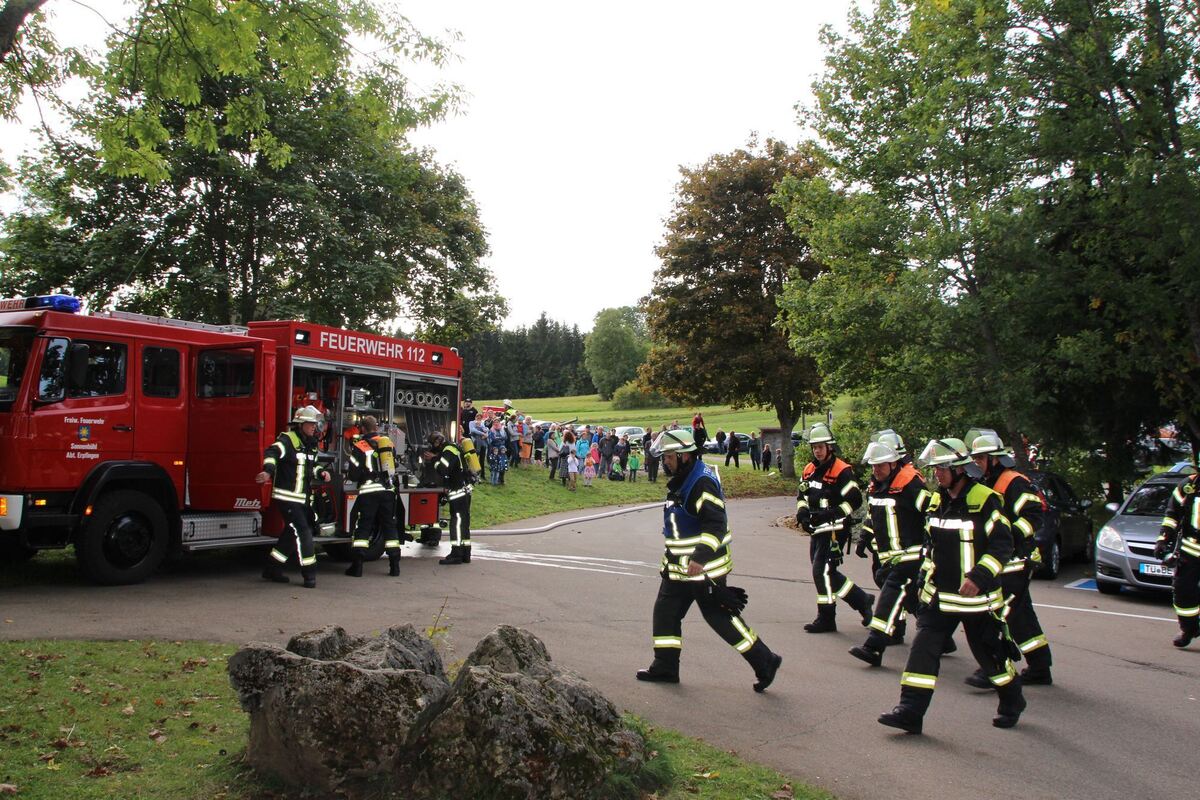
[778,0,1194,496]
[778,0,1045,464]
[2,0,454,182]
[455,315,594,400]
[0,0,500,339]
[641,138,824,477]
[584,306,648,400]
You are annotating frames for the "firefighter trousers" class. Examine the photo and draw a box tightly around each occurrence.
[350,492,402,557]
[1002,567,1051,671]
[650,576,758,663]
[268,501,318,578]
[810,533,870,619]
[449,495,472,551]
[1173,554,1200,635]
[898,606,1023,717]
[865,560,921,650]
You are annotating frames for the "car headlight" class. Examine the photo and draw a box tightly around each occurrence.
[1096,525,1125,554]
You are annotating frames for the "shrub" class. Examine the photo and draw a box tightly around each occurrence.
[611,380,671,410]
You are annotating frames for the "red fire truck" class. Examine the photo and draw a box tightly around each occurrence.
[0,295,462,584]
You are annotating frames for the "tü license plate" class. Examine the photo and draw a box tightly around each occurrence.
[1140,563,1175,578]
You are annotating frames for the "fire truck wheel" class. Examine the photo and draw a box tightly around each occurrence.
[75,491,169,585]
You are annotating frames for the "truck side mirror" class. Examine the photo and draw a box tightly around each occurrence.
[1104,501,1120,514]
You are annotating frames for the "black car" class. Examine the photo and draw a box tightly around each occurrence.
[1027,470,1094,579]
[703,432,751,454]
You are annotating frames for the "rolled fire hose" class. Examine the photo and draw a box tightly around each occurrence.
[472,502,662,536]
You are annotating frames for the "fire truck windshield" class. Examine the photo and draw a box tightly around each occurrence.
[0,328,34,409]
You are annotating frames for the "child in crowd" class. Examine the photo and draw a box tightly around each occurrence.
[567,449,580,491]
[583,456,597,487]
[488,437,508,486]
[589,440,601,472]
[627,450,640,482]
[762,443,773,471]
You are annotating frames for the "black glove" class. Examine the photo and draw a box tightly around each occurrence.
[705,580,749,614]
[811,507,837,526]
[796,508,812,527]
[1154,539,1171,561]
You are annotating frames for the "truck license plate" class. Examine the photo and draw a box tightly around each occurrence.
[1140,563,1175,578]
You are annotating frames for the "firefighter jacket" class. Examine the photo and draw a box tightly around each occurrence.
[262,430,324,506]
[348,433,394,495]
[984,466,1046,571]
[435,443,472,502]
[919,479,1014,614]
[661,460,732,582]
[1158,474,1200,561]
[796,457,863,535]
[861,463,932,565]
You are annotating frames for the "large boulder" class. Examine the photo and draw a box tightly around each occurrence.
[228,624,647,799]
[228,624,448,792]
[406,625,647,800]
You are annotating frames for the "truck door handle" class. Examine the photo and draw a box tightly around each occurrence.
[113,425,133,432]
[242,425,258,433]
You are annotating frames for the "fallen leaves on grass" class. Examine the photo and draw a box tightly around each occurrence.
[148,729,167,744]
[772,785,795,800]
[0,784,17,794]
[121,704,135,716]
[181,657,209,672]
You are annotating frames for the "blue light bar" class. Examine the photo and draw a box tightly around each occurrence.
[23,295,82,313]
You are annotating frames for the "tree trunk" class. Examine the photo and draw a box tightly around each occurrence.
[0,0,48,64]
[775,404,796,479]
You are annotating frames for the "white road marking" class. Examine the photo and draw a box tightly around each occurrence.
[471,550,652,577]
[1034,602,1175,622]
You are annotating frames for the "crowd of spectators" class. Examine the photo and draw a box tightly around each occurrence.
[459,399,783,491]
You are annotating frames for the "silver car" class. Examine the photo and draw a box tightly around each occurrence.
[1094,471,1193,595]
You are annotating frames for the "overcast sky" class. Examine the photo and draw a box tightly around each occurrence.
[2,0,855,330]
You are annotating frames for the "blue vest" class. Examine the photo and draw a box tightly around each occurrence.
[662,462,723,540]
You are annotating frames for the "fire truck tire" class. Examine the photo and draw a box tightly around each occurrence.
[75,491,169,585]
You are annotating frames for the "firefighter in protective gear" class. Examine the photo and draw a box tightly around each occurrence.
[963,429,1053,685]
[796,422,873,633]
[1154,472,1200,648]
[256,405,330,588]
[855,430,913,579]
[636,429,783,691]
[878,439,1027,735]
[848,441,932,667]
[344,416,402,578]
[429,431,473,565]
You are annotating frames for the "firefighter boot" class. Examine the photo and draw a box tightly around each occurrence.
[636,656,680,684]
[1172,627,1196,648]
[804,608,837,633]
[993,681,1027,729]
[878,706,923,735]
[460,546,471,564]
[744,640,782,693]
[388,553,401,577]
[964,669,992,690]
[439,546,465,566]
[852,590,876,627]
[1020,649,1053,685]
[261,565,289,584]
[301,571,317,590]
[344,556,363,578]
[849,644,883,667]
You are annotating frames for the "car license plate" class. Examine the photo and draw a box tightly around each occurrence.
[1140,563,1175,578]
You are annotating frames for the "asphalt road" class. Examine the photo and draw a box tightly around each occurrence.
[2,495,1195,800]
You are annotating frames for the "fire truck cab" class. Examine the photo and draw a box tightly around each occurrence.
[0,295,462,584]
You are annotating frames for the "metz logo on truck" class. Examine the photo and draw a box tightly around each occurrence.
[234,498,262,510]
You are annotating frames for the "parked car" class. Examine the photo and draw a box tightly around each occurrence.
[611,425,645,452]
[703,432,751,454]
[1093,471,1188,595]
[1027,470,1094,579]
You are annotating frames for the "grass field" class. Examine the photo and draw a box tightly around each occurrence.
[0,639,829,800]
[472,452,796,529]
[478,394,854,437]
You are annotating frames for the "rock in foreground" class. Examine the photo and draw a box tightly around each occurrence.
[228,624,646,799]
